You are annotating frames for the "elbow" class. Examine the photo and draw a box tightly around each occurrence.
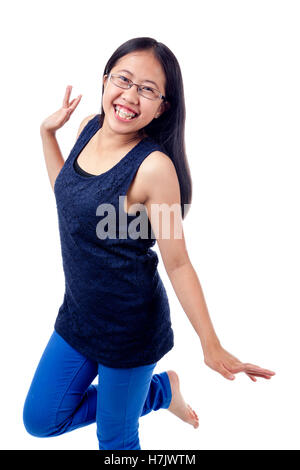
[165,253,190,274]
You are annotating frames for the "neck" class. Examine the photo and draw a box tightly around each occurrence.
[97,116,147,152]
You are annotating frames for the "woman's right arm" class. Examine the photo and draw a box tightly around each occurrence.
[40,113,96,192]
[40,127,65,192]
[40,85,94,192]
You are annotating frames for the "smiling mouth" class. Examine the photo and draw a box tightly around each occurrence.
[113,105,138,120]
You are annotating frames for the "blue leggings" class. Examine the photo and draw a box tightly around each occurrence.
[23,330,172,450]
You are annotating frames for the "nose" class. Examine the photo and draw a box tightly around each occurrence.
[121,84,140,103]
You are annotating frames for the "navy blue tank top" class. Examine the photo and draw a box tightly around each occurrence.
[54,114,174,368]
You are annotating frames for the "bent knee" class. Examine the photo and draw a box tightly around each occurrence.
[23,397,53,438]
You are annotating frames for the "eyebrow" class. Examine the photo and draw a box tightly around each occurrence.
[116,69,159,89]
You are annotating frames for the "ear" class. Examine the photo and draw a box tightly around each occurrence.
[164,101,171,112]
[156,101,170,118]
[103,74,108,87]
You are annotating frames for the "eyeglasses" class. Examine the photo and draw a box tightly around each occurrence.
[105,72,166,101]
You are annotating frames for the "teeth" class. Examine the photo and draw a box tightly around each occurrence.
[115,105,137,119]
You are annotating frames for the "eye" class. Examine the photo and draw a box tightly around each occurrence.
[143,86,155,93]
[119,75,130,83]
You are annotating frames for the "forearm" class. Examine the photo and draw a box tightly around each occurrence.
[40,126,65,191]
[167,261,221,352]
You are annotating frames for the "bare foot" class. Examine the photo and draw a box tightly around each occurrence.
[166,370,199,429]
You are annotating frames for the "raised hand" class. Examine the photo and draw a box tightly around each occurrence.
[40,85,82,134]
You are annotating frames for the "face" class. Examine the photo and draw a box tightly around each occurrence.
[102,50,169,138]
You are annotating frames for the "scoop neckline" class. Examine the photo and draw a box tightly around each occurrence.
[72,115,149,181]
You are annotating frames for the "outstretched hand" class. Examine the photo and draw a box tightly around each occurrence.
[203,344,276,381]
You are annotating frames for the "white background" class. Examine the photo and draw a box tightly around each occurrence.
[1,0,299,450]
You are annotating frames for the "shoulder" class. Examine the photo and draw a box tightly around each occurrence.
[75,113,98,139]
[140,150,180,200]
[142,150,176,174]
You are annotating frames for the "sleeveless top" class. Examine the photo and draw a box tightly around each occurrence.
[53,114,174,368]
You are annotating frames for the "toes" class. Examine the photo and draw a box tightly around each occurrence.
[187,404,199,421]
[187,404,198,415]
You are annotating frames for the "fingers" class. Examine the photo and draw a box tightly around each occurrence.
[66,95,82,118]
[68,95,82,108]
[69,94,82,111]
[69,98,77,107]
[243,363,276,376]
[219,364,235,380]
[247,372,273,379]
[229,361,276,377]
[63,85,72,108]
[63,85,82,112]
[246,373,257,382]
[221,361,276,381]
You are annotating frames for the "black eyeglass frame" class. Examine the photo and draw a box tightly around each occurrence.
[105,72,166,102]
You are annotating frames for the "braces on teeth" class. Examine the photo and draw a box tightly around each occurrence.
[115,105,137,119]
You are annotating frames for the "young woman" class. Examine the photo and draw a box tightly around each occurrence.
[23,37,275,450]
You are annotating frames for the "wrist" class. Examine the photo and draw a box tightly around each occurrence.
[201,336,221,354]
[40,125,56,138]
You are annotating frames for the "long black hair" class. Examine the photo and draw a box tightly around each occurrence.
[99,37,192,219]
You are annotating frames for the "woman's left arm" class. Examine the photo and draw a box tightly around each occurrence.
[142,152,276,382]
